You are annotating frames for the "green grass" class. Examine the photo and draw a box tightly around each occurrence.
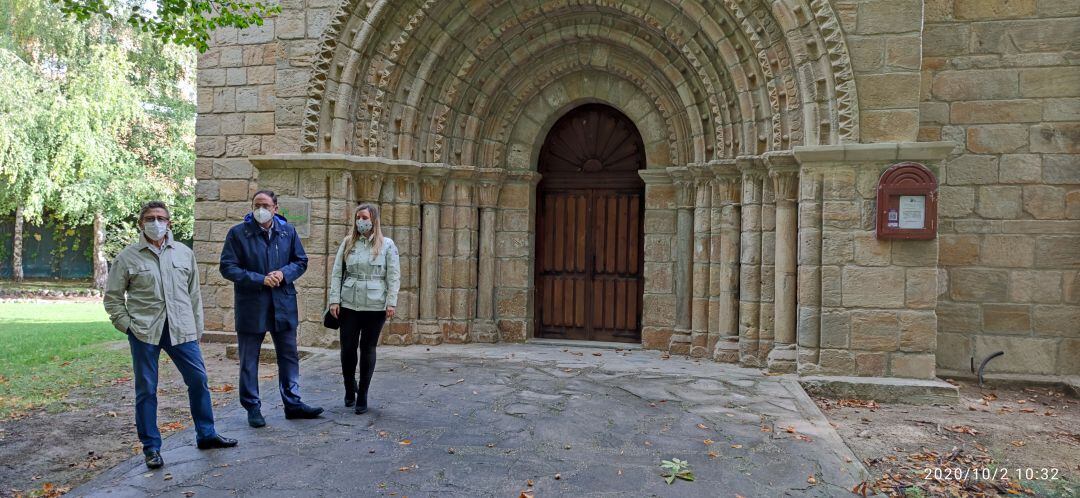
[0,302,131,418]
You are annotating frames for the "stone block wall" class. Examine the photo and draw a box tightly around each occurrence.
[833,0,927,142]
[918,0,1080,377]
[794,145,948,380]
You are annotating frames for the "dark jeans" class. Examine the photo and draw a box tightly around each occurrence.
[338,308,386,402]
[128,321,217,453]
[237,328,303,411]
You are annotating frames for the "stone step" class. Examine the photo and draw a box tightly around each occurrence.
[224,343,323,362]
[799,375,959,405]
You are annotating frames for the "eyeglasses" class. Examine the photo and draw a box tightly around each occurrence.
[142,216,170,223]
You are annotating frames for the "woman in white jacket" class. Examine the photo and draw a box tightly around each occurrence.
[328,203,401,414]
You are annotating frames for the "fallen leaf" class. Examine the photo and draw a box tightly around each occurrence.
[703,439,714,445]
[707,451,718,459]
[807,475,817,485]
[696,423,708,430]
[1010,440,1025,447]
[760,426,772,433]
[1020,408,1036,413]
[591,352,602,356]
[160,422,185,432]
[440,379,465,387]
[447,448,456,454]
[795,434,813,442]
[209,384,235,393]
[519,492,534,498]
[399,439,412,445]
[526,479,533,487]
[784,426,796,434]
[378,431,389,438]
[644,441,653,446]
[554,473,561,480]
[730,444,742,449]
[164,473,173,481]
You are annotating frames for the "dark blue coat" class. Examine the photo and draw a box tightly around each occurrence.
[219,213,308,334]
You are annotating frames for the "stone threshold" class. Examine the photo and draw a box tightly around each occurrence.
[526,338,643,350]
[938,369,1080,397]
[799,375,960,405]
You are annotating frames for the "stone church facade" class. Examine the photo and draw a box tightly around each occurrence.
[193,0,1079,383]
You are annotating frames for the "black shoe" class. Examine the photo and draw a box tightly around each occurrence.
[144,450,163,469]
[247,408,266,428]
[344,396,355,408]
[284,403,324,419]
[197,434,239,450]
[354,396,368,414]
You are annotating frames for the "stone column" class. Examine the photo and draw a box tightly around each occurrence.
[639,169,677,350]
[493,171,541,342]
[381,169,420,345]
[737,158,764,366]
[767,154,799,373]
[471,169,505,343]
[797,169,823,371]
[668,167,695,355]
[443,166,478,343]
[713,168,741,363]
[417,166,448,345]
[690,168,713,358]
[758,169,776,363]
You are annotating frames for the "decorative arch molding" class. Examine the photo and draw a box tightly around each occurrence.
[299,0,861,164]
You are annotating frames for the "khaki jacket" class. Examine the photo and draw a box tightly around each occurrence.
[103,232,203,345]
[329,235,401,311]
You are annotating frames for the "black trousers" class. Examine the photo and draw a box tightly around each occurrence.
[338,307,386,402]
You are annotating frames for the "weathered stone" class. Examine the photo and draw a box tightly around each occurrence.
[853,233,890,266]
[939,234,980,266]
[906,268,938,309]
[850,311,900,351]
[976,186,1022,219]
[860,109,919,143]
[857,73,921,109]
[1022,186,1066,219]
[955,0,1036,19]
[889,354,936,379]
[1043,154,1080,184]
[949,268,1009,302]
[1020,67,1080,98]
[1032,305,1080,336]
[843,267,906,308]
[966,125,1028,154]
[982,304,1032,333]
[999,154,1042,184]
[854,353,887,376]
[1035,236,1080,268]
[980,235,1035,268]
[856,0,923,34]
[932,70,1018,101]
[1030,123,1080,154]
[937,186,975,218]
[945,155,998,185]
[974,336,1058,374]
[892,241,937,267]
[951,100,1042,124]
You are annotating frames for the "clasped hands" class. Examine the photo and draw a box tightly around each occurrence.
[263,270,285,287]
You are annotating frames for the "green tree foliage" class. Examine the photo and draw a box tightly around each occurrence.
[0,0,197,263]
[52,0,280,52]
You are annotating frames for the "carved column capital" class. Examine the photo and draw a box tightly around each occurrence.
[770,169,799,204]
[668,166,696,209]
[419,164,450,204]
[476,168,506,208]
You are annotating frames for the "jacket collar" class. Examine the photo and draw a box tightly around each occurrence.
[242,213,288,239]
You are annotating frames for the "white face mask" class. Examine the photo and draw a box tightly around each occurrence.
[253,207,273,224]
[143,220,168,241]
[356,219,373,234]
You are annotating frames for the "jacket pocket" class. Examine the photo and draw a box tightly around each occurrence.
[127,265,157,298]
[366,280,384,301]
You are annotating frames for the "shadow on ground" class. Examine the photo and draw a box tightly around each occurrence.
[74,344,867,497]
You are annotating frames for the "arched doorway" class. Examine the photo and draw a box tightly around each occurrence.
[534,104,646,343]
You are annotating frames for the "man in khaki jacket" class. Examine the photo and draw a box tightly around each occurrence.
[104,201,237,469]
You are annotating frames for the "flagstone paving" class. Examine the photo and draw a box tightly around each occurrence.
[73,343,868,497]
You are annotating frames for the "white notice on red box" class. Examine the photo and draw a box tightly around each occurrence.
[898,195,925,229]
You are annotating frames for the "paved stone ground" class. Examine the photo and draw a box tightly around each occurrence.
[73,344,868,497]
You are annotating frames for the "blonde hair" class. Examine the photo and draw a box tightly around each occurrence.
[343,203,384,261]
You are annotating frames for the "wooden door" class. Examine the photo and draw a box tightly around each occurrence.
[535,104,645,343]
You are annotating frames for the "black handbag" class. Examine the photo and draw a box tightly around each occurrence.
[322,254,346,329]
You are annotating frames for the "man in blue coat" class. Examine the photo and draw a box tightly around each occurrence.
[220,189,323,427]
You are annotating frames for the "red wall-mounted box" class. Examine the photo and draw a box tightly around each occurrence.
[875,162,938,240]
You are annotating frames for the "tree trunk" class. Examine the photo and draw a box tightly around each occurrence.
[93,211,108,289]
[12,206,24,282]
